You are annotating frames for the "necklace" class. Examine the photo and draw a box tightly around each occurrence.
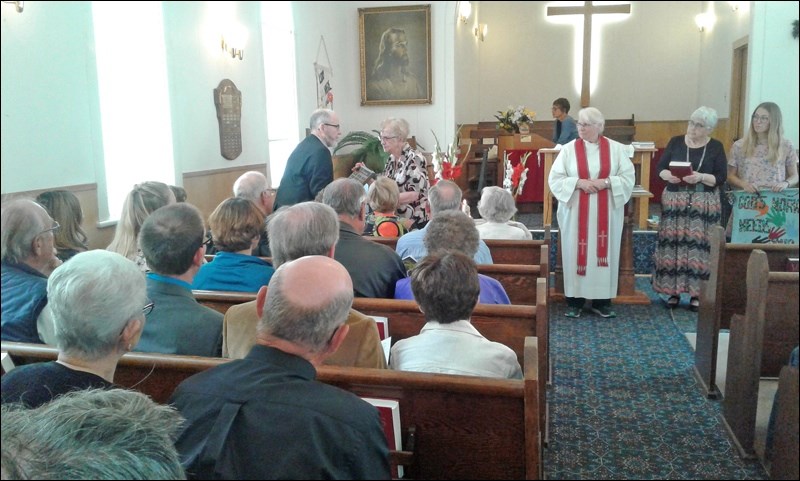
[687,143,707,171]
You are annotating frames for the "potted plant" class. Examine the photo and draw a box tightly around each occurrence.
[332,130,389,179]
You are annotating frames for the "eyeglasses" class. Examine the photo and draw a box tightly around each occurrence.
[576,122,594,128]
[142,302,155,316]
[751,115,770,123]
[201,236,213,249]
[380,135,398,142]
[688,120,707,129]
[323,123,340,129]
[37,221,60,236]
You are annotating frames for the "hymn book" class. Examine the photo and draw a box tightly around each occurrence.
[361,397,403,478]
[350,165,378,184]
[371,316,391,365]
[669,161,693,184]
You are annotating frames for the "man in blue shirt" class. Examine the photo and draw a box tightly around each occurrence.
[396,180,493,265]
[552,97,578,145]
[137,203,222,357]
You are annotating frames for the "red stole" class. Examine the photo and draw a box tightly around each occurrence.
[575,137,611,276]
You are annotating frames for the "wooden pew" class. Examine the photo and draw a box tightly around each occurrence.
[720,250,799,459]
[203,245,548,306]
[370,225,551,267]
[694,226,800,398]
[770,365,799,480]
[196,281,548,385]
[196,278,550,443]
[1,337,544,480]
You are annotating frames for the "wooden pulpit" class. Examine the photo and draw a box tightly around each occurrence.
[552,187,653,305]
[540,147,656,229]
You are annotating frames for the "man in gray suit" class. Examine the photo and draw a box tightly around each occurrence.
[137,203,222,357]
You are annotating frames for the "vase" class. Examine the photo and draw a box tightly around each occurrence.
[518,122,530,135]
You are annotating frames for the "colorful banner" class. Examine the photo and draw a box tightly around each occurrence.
[314,62,333,109]
[731,188,799,244]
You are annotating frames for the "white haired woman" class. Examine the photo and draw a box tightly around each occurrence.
[1,250,150,408]
[475,186,533,240]
[652,106,728,312]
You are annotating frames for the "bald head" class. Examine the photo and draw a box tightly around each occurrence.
[259,256,353,352]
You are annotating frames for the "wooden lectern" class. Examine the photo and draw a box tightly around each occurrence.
[552,186,653,305]
[539,147,657,229]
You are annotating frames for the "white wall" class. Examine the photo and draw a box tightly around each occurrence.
[2,1,797,198]
[748,1,800,147]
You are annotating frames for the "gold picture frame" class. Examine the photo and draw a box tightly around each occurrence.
[359,4,432,106]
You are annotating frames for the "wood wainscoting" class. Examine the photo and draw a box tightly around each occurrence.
[1,163,268,251]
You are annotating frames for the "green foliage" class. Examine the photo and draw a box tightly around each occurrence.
[333,130,389,173]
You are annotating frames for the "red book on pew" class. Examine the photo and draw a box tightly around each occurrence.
[362,397,402,478]
[786,257,799,272]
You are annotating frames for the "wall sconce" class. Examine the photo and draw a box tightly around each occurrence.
[221,35,243,60]
[1,1,24,13]
[695,12,715,32]
[458,1,472,24]
[474,23,488,42]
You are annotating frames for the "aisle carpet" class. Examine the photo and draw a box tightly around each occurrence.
[543,277,767,479]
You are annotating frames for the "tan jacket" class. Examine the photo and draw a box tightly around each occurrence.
[222,300,387,369]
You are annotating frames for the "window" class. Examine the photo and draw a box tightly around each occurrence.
[93,1,174,223]
[262,2,298,187]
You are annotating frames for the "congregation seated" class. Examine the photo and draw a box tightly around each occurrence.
[107,181,176,272]
[231,170,274,257]
[1,250,147,408]
[474,186,532,240]
[395,210,510,304]
[1,199,63,344]
[35,190,89,262]
[396,180,493,265]
[223,201,386,369]
[171,256,392,479]
[192,197,274,293]
[390,251,522,379]
[322,178,406,298]
[1,388,185,479]
[363,176,411,237]
[136,203,223,357]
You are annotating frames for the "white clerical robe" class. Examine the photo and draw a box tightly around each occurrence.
[548,138,636,299]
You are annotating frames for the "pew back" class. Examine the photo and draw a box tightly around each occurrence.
[1,338,543,480]
[370,234,550,266]
[695,225,800,397]
[721,250,800,458]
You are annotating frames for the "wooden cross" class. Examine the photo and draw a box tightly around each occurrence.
[547,1,631,107]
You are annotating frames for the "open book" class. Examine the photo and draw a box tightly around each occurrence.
[669,161,693,184]
[362,397,403,478]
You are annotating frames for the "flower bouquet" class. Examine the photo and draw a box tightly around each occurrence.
[502,151,531,200]
[431,127,471,185]
[495,106,536,133]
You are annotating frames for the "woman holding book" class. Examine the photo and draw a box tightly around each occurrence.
[652,106,727,311]
[378,117,430,230]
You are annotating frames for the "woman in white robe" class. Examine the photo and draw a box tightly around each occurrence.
[548,107,636,318]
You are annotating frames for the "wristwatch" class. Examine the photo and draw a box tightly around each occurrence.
[604,178,611,188]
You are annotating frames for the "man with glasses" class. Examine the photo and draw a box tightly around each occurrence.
[274,108,341,211]
[1,199,63,343]
[2,250,148,408]
[136,203,223,357]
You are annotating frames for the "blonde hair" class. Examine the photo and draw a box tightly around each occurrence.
[740,102,787,165]
[368,177,400,213]
[107,182,175,260]
[35,190,89,254]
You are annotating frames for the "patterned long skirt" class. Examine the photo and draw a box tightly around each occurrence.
[652,189,721,297]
